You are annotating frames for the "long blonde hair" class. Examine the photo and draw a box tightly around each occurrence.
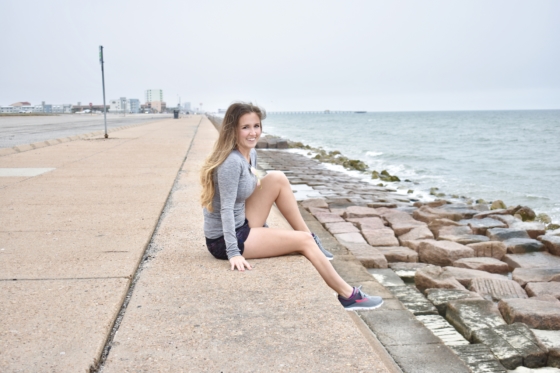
[200,102,265,212]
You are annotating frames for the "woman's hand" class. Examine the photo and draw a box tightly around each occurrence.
[229,255,252,272]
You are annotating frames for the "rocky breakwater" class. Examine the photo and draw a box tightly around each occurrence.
[301,196,560,371]
[256,139,560,372]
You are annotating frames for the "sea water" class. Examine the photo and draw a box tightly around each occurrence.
[263,110,560,223]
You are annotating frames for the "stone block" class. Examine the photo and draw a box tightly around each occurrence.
[333,232,366,244]
[401,238,437,252]
[425,288,483,316]
[276,139,288,149]
[398,225,434,243]
[487,228,530,241]
[472,323,547,369]
[469,278,528,302]
[342,205,381,219]
[343,243,388,268]
[503,252,560,270]
[499,298,560,330]
[300,198,328,210]
[445,267,508,288]
[368,268,405,286]
[415,265,466,294]
[467,241,507,259]
[256,139,268,148]
[541,236,560,256]
[377,246,418,263]
[413,206,464,223]
[416,314,469,346]
[345,217,385,231]
[389,262,429,280]
[314,211,345,224]
[453,257,510,273]
[324,221,360,234]
[450,344,508,373]
[428,218,464,238]
[438,234,490,245]
[388,285,439,315]
[462,218,508,235]
[504,238,545,254]
[366,202,397,208]
[381,343,473,373]
[362,228,399,246]
[531,329,560,368]
[419,240,475,266]
[513,268,560,287]
[526,282,560,300]
[446,299,507,341]
[439,225,473,237]
[509,221,547,239]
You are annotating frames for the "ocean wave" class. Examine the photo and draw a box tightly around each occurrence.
[365,151,383,157]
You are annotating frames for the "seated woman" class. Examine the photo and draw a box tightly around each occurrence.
[200,102,383,311]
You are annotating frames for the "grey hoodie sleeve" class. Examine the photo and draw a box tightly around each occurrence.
[216,155,243,259]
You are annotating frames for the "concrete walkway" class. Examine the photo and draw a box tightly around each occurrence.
[0,116,393,372]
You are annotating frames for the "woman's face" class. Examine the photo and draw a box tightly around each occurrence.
[237,112,261,152]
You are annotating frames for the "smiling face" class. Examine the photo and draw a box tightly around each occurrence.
[236,112,262,154]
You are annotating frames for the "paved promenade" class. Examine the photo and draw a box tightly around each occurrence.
[0,116,394,372]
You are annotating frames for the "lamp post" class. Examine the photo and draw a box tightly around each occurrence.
[99,46,108,138]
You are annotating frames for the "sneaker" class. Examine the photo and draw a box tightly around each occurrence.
[339,286,384,311]
[312,233,333,260]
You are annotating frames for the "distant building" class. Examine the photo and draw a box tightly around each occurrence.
[145,89,163,103]
[182,102,191,111]
[128,98,140,113]
[109,97,128,113]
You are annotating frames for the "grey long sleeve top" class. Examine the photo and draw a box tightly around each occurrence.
[203,149,258,259]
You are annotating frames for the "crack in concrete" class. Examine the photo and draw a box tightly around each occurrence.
[93,117,202,373]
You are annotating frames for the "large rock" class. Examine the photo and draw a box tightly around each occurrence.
[401,239,437,252]
[342,205,381,219]
[446,299,507,341]
[425,288,483,315]
[314,211,345,224]
[368,268,406,286]
[397,225,434,243]
[467,241,507,259]
[471,323,548,369]
[342,243,388,268]
[438,225,473,237]
[416,314,470,346]
[510,221,546,239]
[540,236,560,256]
[461,218,507,235]
[444,266,507,287]
[515,206,537,222]
[499,298,560,330]
[376,246,418,263]
[487,228,531,241]
[387,285,439,315]
[450,344,509,373]
[490,214,522,227]
[427,218,465,238]
[346,217,385,231]
[418,240,474,266]
[503,252,560,270]
[389,262,429,280]
[531,329,560,368]
[439,205,480,219]
[324,221,360,234]
[503,238,545,254]
[513,268,560,287]
[333,232,366,244]
[382,212,428,236]
[362,227,399,246]
[474,209,516,219]
[453,257,510,273]
[413,206,463,223]
[438,233,490,245]
[469,278,528,302]
[301,198,328,210]
[415,265,466,293]
[526,282,560,300]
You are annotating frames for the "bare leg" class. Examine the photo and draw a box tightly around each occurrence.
[245,171,309,232]
[243,228,353,298]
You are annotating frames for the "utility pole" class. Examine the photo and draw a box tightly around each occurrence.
[99,46,108,138]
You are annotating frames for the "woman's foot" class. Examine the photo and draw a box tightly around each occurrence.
[338,286,384,311]
[312,233,334,260]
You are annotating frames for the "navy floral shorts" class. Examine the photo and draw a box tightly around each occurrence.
[205,219,251,260]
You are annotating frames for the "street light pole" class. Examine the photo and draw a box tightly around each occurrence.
[99,45,108,138]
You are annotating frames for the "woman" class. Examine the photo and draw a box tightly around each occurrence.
[200,102,383,311]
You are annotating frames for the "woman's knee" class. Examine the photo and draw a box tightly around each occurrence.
[264,171,289,186]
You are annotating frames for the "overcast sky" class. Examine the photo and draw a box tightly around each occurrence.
[1,0,559,112]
